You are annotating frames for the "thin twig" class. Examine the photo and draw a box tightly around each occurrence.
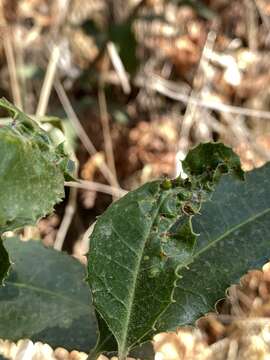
[204,113,227,135]
[137,74,270,120]
[98,83,119,191]
[107,41,131,94]
[175,31,216,178]
[54,154,78,251]
[54,186,77,251]
[54,79,120,188]
[98,54,119,190]
[245,0,258,53]
[65,180,127,198]
[36,45,60,116]
[3,28,23,109]
[178,31,216,153]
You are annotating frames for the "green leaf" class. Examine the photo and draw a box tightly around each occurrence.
[0,239,9,285]
[183,142,245,183]
[156,161,270,330]
[0,238,97,351]
[88,312,118,360]
[0,98,73,234]
[88,314,154,360]
[88,143,243,359]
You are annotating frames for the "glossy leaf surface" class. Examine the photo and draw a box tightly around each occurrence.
[0,98,72,234]
[88,143,243,359]
[157,162,270,330]
[0,238,97,351]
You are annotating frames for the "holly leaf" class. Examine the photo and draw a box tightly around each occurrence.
[87,143,243,359]
[0,237,97,351]
[0,98,74,234]
[157,161,270,331]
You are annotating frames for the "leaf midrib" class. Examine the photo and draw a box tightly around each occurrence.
[119,189,171,356]
[5,280,90,311]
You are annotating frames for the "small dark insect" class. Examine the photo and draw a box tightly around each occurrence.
[182,202,196,216]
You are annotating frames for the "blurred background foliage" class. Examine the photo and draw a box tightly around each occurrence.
[0,0,270,257]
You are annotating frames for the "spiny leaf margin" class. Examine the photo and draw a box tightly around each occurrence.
[0,98,73,234]
[156,160,270,331]
[87,142,243,359]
